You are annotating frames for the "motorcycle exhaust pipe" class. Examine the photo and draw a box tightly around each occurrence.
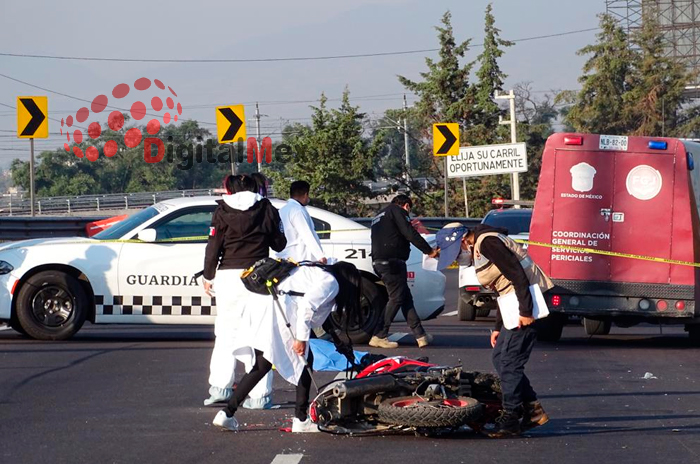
[333,375,399,399]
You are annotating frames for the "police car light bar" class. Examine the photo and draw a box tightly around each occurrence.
[648,140,668,150]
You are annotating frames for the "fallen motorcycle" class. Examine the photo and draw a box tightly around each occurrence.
[309,356,502,435]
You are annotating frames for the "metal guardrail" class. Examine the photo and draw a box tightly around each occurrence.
[0,189,222,217]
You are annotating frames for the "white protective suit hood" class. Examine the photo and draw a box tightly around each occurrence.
[222,191,263,211]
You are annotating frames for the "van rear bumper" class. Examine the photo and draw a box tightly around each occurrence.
[547,280,696,318]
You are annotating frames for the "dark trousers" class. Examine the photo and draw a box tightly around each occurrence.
[373,260,425,339]
[224,349,314,421]
[492,325,538,413]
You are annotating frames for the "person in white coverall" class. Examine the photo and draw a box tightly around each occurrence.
[275,180,327,264]
[202,174,282,409]
[213,260,361,433]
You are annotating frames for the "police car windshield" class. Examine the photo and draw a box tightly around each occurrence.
[482,210,532,235]
[93,207,161,240]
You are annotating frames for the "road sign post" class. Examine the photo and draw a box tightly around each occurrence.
[17,96,48,217]
[433,123,459,217]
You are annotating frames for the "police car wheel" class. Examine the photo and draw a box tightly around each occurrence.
[458,293,477,321]
[15,271,89,341]
[330,277,386,345]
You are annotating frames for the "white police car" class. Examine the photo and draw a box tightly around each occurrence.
[0,197,446,341]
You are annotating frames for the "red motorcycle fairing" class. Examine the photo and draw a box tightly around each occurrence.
[356,356,435,378]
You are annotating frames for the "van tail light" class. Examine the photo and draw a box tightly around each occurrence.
[676,300,686,311]
[656,300,668,311]
[551,295,561,306]
[492,198,504,206]
[564,136,583,145]
[465,286,481,292]
[648,140,667,150]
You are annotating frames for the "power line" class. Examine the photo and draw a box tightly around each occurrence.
[0,74,182,128]
[0,27,599,64]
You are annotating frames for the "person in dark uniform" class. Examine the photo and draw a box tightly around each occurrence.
[369,194,439,349]
[436,222,553,438]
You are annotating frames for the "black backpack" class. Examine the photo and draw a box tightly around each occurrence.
[240,258,298,295]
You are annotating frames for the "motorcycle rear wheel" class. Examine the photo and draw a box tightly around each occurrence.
[377,396,483,428]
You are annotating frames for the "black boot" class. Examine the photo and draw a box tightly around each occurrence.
[521,401,549,431]
[487,409,522,438]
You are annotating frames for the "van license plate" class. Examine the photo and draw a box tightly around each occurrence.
[599,135,629,151]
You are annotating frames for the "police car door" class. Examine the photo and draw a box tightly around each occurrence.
[116,205,216,324]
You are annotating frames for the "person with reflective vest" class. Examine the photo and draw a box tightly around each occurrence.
[436,222,553,438]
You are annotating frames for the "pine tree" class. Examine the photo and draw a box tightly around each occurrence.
[471,3,513,143]
[268,90,378,216]
[396,11,477,216]
[563,14,635,134]
[625,5,690,136]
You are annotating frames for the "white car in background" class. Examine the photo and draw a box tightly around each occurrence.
[0,197,446,341]
[458,207,532,321]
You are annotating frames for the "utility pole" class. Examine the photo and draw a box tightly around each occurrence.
[495,89,520,206]
[403,94,410,179]
[255,102,262,172]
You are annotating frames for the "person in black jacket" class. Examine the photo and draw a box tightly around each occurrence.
[202,174,286,409]
[369,194,439,349]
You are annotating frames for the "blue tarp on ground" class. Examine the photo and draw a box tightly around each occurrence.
[309,339,368,371]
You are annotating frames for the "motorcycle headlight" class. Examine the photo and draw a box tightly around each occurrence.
[0,260,14,275]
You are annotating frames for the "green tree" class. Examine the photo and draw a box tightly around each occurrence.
[471,3,513,143]
[560,14,635,134]
[268,90,378,216]
[394,8,519,218]
[560,11,692,137]
[396,11,477,216]
[625,5,690,136]
[10,119,228,196]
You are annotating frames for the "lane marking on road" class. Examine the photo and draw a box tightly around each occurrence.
[0,324,12,331]
[271,454,303,464]
[388,332,409,342]
[442,310,458,317]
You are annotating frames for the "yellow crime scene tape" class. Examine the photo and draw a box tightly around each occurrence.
[3,224,699,268]
[516,239,700,268]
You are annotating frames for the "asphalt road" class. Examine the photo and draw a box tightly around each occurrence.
[2,272,700,464]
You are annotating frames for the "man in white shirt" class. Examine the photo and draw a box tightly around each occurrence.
[276,180,327,264]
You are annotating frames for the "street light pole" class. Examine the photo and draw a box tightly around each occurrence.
[495,89,520,205]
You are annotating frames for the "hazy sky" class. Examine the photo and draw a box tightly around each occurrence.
[0,0,607,168]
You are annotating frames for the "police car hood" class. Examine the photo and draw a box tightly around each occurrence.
[0,236,96,253]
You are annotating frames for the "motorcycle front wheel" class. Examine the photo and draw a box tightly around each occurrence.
[377,396,483,428]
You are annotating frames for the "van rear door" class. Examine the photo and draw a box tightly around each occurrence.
[549,147,614,281]
[610,146,675,283]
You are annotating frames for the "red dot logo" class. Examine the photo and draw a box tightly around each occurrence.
[63,77,182,161]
